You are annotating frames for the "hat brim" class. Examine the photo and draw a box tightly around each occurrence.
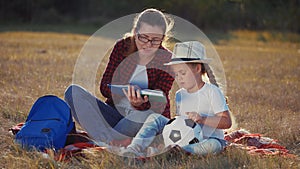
[164,59,211,66]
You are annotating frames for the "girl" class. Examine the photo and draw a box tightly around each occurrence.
[123,41,232,157]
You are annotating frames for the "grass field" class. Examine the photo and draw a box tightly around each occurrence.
[0,30,299,168]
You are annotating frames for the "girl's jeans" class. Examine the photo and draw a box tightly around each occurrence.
[127,113,224,156]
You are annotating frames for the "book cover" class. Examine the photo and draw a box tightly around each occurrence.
[108,84,167,103]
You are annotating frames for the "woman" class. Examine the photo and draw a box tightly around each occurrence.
[65,8,174,145]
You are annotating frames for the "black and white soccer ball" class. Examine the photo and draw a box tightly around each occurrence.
[162,116,203,147]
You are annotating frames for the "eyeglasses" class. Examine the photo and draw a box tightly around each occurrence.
[136,32,164,46]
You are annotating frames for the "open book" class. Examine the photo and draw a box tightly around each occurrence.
[108,84,167,103]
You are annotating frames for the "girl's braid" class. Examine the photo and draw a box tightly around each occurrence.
[203,63,219,87]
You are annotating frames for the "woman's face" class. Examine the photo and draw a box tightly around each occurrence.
[135,22,164,57]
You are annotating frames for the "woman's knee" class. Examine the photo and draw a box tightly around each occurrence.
[64,84,89,106]
[65,84,84,96]
[65,84,88,100]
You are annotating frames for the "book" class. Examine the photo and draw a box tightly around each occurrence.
[107,84,167,103]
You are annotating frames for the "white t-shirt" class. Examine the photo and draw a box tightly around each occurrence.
[175,83,228,139]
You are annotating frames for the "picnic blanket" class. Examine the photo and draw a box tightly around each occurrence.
[224,129,296,158]
[9,123,295,161]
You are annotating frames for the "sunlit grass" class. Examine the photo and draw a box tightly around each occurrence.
[0,30,299,168]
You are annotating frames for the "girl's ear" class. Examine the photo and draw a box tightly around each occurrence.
[196,64,202,73]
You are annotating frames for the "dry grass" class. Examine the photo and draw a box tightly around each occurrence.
[0,31,299,168]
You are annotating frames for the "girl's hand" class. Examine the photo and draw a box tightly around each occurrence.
[186,112,203,124]
[123,85,149,107]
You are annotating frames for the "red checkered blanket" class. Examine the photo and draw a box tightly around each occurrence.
[9,123,295,161]
[224,129,295,157]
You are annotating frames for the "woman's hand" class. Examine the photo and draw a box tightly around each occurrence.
[123,85,149,107]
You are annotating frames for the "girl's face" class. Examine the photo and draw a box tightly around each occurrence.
[135,22,164,57]
[172,64,202,93]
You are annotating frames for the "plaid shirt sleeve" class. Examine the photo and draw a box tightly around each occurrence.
[100,39,126,99]
[153,68,174,118]
[149,69,174,118]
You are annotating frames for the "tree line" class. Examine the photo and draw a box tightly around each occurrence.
[1,0,299,32]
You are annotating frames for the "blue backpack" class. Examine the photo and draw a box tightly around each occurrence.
[15,95,74,151]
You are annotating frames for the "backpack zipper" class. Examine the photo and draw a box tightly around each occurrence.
[29,118,61,122]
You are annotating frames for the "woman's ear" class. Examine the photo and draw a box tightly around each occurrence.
[133,28,138,36]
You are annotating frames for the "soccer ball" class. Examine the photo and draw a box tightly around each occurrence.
[162,116,203,147]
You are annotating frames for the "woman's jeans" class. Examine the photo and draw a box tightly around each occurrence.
[127,113,224,156]
[64,84,153,144]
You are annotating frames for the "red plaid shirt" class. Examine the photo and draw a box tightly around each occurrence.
[100,37,174,118]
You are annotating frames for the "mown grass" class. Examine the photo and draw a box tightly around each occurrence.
[0,30,299,168]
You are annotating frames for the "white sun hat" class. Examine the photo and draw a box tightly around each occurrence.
[164,41,211,65]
